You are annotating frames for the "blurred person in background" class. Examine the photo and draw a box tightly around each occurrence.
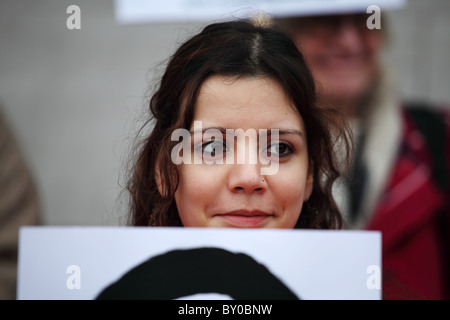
[276,2,449,299]
[0,107,40,299]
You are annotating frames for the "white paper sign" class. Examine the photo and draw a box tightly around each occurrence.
[114,0,406,24]
[17,226,381,300]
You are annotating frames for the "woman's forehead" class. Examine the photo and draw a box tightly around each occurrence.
[192,75,305,131]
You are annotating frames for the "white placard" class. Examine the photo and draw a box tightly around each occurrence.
[114,0,406,24]
[17,226,381,300]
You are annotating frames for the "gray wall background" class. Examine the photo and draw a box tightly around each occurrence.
[0,0,449,226]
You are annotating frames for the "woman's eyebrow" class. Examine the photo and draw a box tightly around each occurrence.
[189,127,227,135]
[273,129,303,138]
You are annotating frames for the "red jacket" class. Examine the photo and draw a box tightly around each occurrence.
[366,107,450,300]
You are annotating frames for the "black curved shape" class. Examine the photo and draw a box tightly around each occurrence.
[96,247,299,300]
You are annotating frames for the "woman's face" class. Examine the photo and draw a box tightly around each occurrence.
[173,76,313,228]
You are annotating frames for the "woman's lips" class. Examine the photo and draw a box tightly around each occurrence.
[214,210,274,228]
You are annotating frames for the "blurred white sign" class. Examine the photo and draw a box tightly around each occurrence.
[114,0,406,24]
[18,226,381,300]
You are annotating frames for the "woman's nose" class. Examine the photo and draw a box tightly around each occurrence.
[227,162,267,194]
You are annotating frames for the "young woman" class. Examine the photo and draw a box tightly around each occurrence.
[126,19,351,230]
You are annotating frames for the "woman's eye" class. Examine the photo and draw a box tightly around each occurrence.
[200,140,227,157]
[266,142,294,157]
